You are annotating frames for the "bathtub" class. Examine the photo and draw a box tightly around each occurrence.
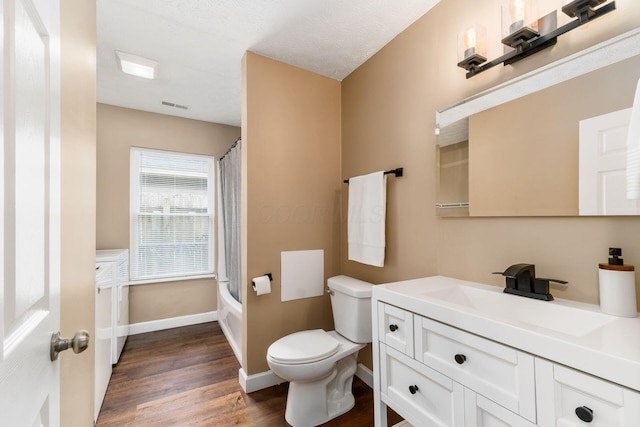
[217,281,242,365]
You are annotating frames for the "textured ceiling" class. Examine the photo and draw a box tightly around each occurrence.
[97,0,440,126]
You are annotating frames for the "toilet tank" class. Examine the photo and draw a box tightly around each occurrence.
[327,275,373,343]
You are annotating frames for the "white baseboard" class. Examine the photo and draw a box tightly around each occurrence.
[238,362,373,394]
[356,363,373,389]
[128,311,218,335]
[239,368,284,393]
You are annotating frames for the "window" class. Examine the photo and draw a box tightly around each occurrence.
[130,148,215,282]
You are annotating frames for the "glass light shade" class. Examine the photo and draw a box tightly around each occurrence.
[458,25,487,62]
[502,0,539,37]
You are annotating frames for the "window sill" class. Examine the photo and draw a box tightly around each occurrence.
[128,273,216,286]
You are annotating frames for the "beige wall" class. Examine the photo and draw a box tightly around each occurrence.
[242,52,342,374]
[60,0,96,425]
[96,104,239,323]
[342,0,640,315]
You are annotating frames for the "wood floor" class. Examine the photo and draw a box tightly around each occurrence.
[96,322,402,426]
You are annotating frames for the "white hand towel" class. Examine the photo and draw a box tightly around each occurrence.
[626,77,640,199]
[348,171,387,267]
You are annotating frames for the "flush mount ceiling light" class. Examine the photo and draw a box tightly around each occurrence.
[115,50,157,79]
[458,0,616,78]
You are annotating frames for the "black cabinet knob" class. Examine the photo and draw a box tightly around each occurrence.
[575,406,593,423]
[408,385,419,394]
[454,354,466,364]
[389,324,399,332]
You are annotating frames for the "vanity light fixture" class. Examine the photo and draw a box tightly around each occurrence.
[115,50,157,79]
[458,0,616,78]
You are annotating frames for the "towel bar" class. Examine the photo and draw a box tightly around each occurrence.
[343,168,403,183]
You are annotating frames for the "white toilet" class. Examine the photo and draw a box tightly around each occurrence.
[266,275,373,427]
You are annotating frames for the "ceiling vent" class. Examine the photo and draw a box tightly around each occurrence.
[161,101,189,110]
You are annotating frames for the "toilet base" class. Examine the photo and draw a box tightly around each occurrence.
[284,353,359,427]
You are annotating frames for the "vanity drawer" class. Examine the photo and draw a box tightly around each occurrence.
[378,302,414,356]
[414,316,536,422]
[535,359,640,427]
[465,389,537,427]
[380,344,464,427]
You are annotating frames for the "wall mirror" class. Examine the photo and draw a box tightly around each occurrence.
[436,28,640,217]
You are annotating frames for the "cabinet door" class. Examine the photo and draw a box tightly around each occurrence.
[464,389,537,427]
[381,344,464,427]
[378,302,414,356]
[536,358,640,427]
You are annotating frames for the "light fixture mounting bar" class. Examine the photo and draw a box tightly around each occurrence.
[463,1,616,79]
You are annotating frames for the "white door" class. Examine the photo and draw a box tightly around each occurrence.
[579,108,640,215]
[0,0,62,425]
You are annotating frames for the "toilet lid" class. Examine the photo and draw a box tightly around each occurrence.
[268,329,340,364]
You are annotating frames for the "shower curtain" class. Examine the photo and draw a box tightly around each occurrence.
[218,139,242,302]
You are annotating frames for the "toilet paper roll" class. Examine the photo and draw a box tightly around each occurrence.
[252,275,272,296]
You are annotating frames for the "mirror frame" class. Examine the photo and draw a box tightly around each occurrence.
[436,28,640,134]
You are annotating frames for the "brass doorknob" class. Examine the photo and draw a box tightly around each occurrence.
[50,330,90,361]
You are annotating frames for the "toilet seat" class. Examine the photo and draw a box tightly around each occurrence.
[268,329,340,364]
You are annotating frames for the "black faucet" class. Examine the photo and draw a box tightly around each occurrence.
[493,263,567,301]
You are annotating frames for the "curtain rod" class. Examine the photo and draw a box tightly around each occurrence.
[343,167,403,183]
[220,137,241,161]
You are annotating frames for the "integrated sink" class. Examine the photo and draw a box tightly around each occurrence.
[386,280,617,337]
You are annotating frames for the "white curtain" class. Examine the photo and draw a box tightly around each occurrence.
[218,139,242,302]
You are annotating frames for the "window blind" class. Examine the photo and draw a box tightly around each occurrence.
[130,148,215,281]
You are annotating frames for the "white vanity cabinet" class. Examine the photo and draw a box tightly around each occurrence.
[372,276,640,427]
[376,301,536,427]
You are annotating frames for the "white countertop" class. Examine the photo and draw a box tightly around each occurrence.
[373,276,640,392]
